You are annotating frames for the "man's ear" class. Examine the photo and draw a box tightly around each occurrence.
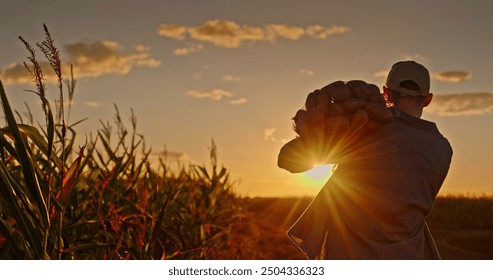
[383,86,390,101]
[423,93,433,107]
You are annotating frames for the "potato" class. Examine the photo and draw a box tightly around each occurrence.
[356,88,372,100]
[292,109,307,126]
[297,121,316,138]
[297,114,327,142]
[343,98,367,113]
[369,94,386,106]
[327,86,353,103]
[350,108,369,127]
[365,102,383,115]
[366,103,394,123]
[306,110,326,125]
[325,116,350,135]
[296,80,394,142]
[346,80,367,88]
[347,80,372,100]
[305,90,320,111]
[326,103,345,117]
[316,102,330,112]
[366,83,381,96]
[322,80,345,89]
[374,109,394,123]
[317,91,331,108]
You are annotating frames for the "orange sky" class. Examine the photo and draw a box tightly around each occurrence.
[1,0,492,197]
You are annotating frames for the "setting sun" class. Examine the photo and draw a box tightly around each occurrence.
[296,164,334,188]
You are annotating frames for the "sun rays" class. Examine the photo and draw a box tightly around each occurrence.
[296,164,334,188]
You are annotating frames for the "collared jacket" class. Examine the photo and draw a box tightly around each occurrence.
[278,108,453,259]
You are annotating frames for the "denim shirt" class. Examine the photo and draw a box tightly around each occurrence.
[284,108,453,259]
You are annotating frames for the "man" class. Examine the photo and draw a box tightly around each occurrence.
[278,61,453,259]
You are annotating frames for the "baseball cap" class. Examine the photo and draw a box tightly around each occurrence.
[386,61,430,96]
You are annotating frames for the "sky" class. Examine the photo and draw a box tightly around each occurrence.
[1,0,492,197]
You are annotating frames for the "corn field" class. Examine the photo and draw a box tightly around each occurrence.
[0,26,246,260]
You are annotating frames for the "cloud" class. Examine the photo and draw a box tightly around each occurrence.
[65,41,161,77]
[299,68,314,76]
[85,101,101,108]
[433,71,471,83]
[265,24,305,40]
[1,40,161,85]
[173,44,203,56]
[157,24,187,40]
[223,75,243,82]
[264,128,277,142]
[402,54,425,61]
[374,70,388,78]
[157,19,350,48]
[427,92,493,116]
[230,97,248,105]
[305,25,350,39]
[187,20,265,48]
[133,44,149,52]
[186,88,233,101]
[374,69,472,84]
[192,72,203,80]
[186,88,247,105]
[0,62,57,84]
[280,138,291,144]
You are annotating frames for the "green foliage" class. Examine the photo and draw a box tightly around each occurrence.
[0,26,243,259]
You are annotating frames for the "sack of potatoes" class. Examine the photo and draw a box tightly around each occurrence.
[293,80,394,147]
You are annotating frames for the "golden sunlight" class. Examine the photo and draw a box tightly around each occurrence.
[296,164,334,187]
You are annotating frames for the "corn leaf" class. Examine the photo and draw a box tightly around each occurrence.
[0,81,49,232]
[61,146,84,202]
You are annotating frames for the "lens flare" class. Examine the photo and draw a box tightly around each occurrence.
[296,164,334,188]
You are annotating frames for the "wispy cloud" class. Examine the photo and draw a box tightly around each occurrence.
[299,68,315,76]
[305,25,350,39]
[0,40,161,84]
[223,75,243,82]
[157,24,187,40]
[66,41,161,77]
[402,54,425,61]
[374,69,472,83]
[186,20,264,48]
[374,70,388,78]
[263,128,290,143]
[0,62,53,84]
[264,127,277,142]
[186,89,233,101]
[191,65,210,80]
[157,19,350,49]
[85,101,101,108]
[433,71,471,83]
[192,72,203,80]
[173,44,203,56]
[187,88,247,105]
[427,92,493,116]
[230,97,248,105]
[265,24,305,40]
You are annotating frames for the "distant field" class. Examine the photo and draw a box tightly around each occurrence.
[235,196,493,260]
